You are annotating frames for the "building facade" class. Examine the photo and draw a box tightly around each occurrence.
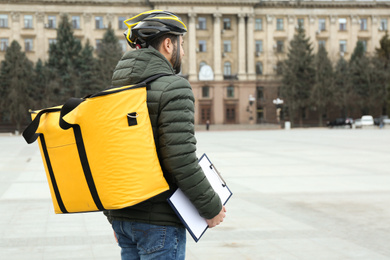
[1,0,389,126]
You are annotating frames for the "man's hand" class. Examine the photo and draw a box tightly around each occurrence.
[206,206,226,228]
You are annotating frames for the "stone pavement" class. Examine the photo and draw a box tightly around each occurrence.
[1,128,390,260]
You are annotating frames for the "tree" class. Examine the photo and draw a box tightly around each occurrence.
[0,40,34,132]
[333,56,354,117]
[96,24,123,89]
[280,25,315,127]
[375,32,390,115]
[47,14,82,100]
[79,40,100,97]
[312,45,334,126]
[349,41,372,114]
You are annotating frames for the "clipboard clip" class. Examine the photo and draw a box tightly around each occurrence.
[209,163,226,187]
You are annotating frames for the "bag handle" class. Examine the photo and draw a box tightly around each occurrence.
[22,107,62,144]
[59,98,85,130]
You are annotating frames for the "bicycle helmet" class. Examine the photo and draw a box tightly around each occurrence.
[123,10,187,49]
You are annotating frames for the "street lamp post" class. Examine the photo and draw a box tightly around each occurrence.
[273,98,284,123]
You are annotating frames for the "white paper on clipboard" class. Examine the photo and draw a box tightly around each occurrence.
[167,154,232,242]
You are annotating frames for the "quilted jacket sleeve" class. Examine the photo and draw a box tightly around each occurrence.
[157,77,222,220]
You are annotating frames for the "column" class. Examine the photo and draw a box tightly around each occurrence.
[287,15,295,43]
[246,13,255,80]
[371,15,379,52]
[265,15,274,75]
[188,13,197,81]
[83,13,93,43]
[11,12,21,43]
[213,13,223,81]
[238,13,247,80]
[36,12,45,60]
[350,15,359,54]
[329,15,338,57]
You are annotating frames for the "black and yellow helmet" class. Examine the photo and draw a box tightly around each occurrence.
[124,10,187,49]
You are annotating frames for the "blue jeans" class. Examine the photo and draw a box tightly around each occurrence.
[112,220,186,260]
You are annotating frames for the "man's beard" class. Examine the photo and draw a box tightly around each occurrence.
[170,43,182,74]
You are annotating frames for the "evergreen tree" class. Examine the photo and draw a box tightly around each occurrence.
[375,32,390,115]
[376,31,390,65]
[349,41,371,114]
[280,25,315,127]
[33,59,59,107]
[0,40,34,132]
[96,24,123,88]
[312,45,334,126]
[47,14,82,100]
[369,57,388,115]
[333,57,354,117]
[79,40,100,97]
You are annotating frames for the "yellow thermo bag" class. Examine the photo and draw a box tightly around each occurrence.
[23,74,169,214]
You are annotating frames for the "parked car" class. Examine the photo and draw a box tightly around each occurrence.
[355,115,374,128]
[327,117,354,128]
[361,115,374,126]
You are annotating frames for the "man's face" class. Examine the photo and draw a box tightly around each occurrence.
[170,35,184,74]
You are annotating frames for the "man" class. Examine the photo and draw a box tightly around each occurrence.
[104,10,226,259]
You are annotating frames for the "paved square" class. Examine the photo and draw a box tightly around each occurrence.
[1,128,389,259]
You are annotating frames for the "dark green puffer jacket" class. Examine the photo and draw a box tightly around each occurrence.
[104,48,222,226]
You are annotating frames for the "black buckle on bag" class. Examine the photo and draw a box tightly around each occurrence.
[127,112,138,126]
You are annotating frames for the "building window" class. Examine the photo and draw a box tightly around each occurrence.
[72,16,80,29]
[318,40,326,49]
[202,86,210,98]
[223,40,231,53]
[255,18,263,31]
[118,17,126,29]
[95,16,104,29]
[96,39,102,51]
[339,40,347,53]
[257,86,264,99]
[319,18,326,31]
[47,16,56,29]
[256,62,263,75]
[24,15,33,28]
[198,17,206,30]
[0,38,9,51]
[276,40,284,53]
[227,85,234,98]
[360,18,367,31]
[24,38,33,51]
[48,39,57,46]
[297,18,304,28]
[339,18,347,31]
[276,18,284,31]
[223,18,231,30]
[380,19,388,31]
[224,62,231,75]
[119,39,127,53]
[359,40,367,52]
[255,40,263,53]
[0,14,8,28]
[198,40,206,52]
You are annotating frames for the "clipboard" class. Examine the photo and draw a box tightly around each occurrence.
[167,154,232,242]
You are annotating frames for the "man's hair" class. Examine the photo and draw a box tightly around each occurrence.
[149,33,177,50]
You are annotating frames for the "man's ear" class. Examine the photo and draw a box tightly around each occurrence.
[160,37,173,55]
